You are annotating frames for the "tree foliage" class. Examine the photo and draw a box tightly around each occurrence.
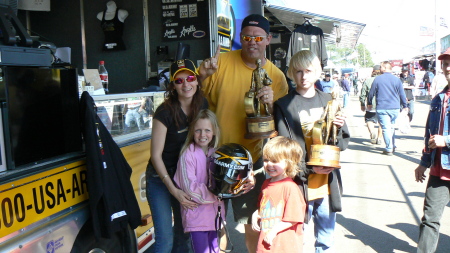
[355,43,375,68]
[326,43,374,68]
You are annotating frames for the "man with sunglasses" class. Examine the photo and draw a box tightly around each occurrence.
[199,14,288,252]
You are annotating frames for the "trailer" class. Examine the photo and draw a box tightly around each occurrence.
[0,79,163,252]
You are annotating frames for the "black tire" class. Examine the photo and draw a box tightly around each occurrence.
[71,219,137,253]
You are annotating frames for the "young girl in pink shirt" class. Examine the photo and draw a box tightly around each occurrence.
[173,109,224,253]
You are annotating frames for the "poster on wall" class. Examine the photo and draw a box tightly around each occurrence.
[217,0,233,52]
[18,0,51,11]
[162,0,209,41]
[219,0,262,51]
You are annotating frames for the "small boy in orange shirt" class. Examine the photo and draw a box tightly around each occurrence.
[252,136,306,252]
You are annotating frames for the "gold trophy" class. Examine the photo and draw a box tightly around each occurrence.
[244,59,275,139]
[307,91,342,168]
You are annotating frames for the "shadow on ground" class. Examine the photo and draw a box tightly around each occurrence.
[348,137,421,164]
[387,223,450,253]
[338,214,416,253]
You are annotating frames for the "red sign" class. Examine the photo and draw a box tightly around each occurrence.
[390,60,403,67]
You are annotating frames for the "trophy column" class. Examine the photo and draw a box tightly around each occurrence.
[307,91,342,168]
[244,59,275,139]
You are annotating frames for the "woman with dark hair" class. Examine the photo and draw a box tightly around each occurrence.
[146,59,208,253]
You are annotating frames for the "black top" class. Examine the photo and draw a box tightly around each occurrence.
[288,24,328,67]
[400,74,415,101]
[148,98,208,177]
[273,89,350,223]
[101,8,126,51]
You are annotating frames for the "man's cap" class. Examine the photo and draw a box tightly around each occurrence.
[438,47,450,60]
[241,14,270,34]
[325,74,331,77]
[333,74,339,78]
[170,59,198,81]
[373,65,381,71]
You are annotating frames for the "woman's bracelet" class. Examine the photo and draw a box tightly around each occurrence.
[161,174,169,181]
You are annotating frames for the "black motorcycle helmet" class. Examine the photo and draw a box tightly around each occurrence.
[208,143,253,199]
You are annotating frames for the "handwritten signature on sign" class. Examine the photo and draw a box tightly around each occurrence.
[180,25,196,37]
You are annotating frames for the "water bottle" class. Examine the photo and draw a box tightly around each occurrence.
[98,61,109,93]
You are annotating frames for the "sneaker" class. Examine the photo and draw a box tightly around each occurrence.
[376,138,382,145]
[370,133,377,144]
[383,151,393,156]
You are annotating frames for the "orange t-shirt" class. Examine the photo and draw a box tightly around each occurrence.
[257,178,306,253]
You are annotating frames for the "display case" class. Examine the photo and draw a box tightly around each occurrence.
[92,91,165,146]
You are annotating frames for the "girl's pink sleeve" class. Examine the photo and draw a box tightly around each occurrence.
[175,149,218,204]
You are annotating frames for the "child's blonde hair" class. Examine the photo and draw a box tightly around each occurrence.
[287,50,322,83]
[180,109,220,155]
[263,136,302,178]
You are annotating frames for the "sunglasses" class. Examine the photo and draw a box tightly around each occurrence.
[174,75,197,84]
[241,35,267,42]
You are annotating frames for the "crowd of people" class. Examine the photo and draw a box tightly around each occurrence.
[144,12,450,253]
[315,58,438,156]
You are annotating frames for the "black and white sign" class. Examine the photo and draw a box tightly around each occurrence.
[161,0,208,41]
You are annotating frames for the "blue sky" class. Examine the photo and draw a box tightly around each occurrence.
[277,0,450,62]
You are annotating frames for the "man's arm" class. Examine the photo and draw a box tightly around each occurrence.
[257,68,288,114]
[367,80,377,110]
[414,132,448,183]
[257,85,275,114]
[198,46,220,83]
[359,80,369,107]
[415,165,427,183]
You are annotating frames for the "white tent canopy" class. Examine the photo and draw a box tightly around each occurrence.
[264,3,365,49]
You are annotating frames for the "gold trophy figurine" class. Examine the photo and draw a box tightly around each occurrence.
[244,59,275,139]
[307,91,343,168]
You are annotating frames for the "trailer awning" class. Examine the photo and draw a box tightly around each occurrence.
[264,4,365,49]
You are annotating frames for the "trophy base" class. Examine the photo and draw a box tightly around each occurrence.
[306,144,341,168]
[245,116,275,139]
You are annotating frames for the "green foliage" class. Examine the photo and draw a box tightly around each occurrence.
[326,44,374,68]
[356,44,375,68]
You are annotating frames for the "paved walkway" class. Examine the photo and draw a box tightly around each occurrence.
[226,94,450,252]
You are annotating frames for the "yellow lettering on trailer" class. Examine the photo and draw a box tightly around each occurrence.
[0,161,88,238]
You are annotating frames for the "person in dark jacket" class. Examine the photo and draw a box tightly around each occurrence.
[400,68,415,121]
[274,50,350,252]
[341,73,352,108]
[359,65,383,144]
[415,48,450,253]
